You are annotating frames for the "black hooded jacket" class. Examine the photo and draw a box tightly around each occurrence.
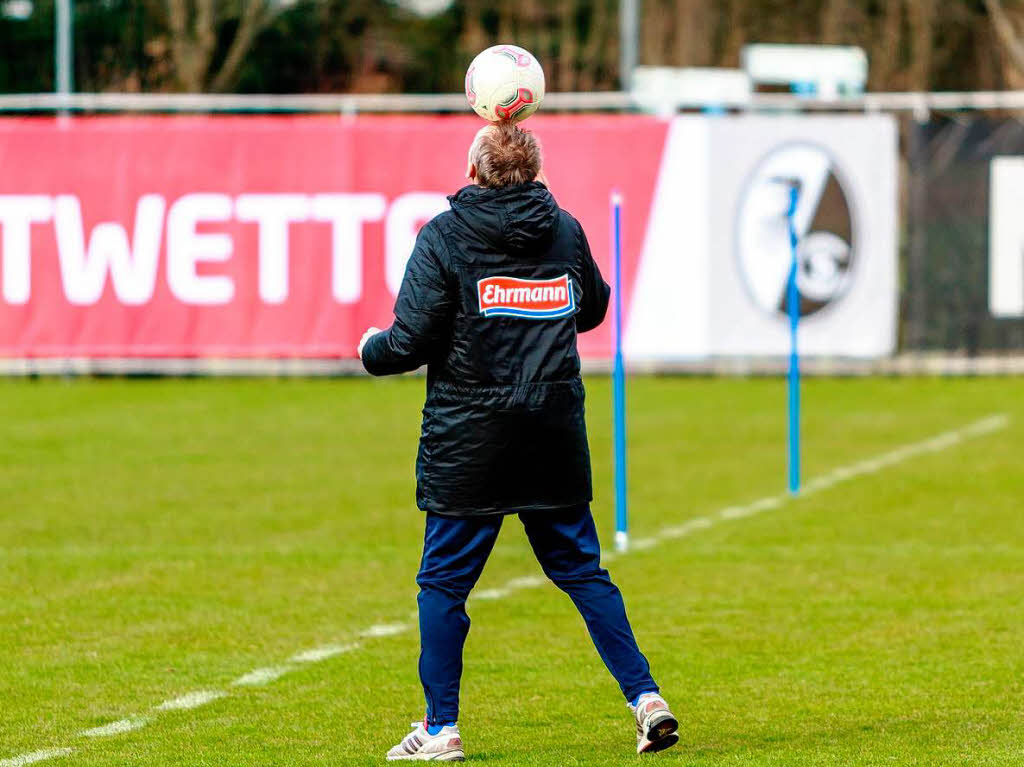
[361,181,610,516]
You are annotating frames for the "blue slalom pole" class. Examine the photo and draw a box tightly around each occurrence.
[611,191,629,552]
[785,185,801,495]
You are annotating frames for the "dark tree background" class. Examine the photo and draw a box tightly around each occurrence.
[1,0,1024,94]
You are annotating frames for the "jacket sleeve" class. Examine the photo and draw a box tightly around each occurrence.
[574,222,611,334]
[361,225,453,376]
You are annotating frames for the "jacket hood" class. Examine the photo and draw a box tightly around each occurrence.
[448,182,559,254]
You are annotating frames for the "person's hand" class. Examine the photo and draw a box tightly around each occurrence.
[358,327,382,359]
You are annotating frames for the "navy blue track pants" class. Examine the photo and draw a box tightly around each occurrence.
[416,505,658,725]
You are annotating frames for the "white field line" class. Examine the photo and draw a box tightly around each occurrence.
[504,575,545,589]
[2,413,1008,766]
[661,517,714,539]
[361,623,408,638]
[0,749,73,767]
[628,537,657,551]
[79,718,148,738]
[699,414,1010,532]
[155,691,226,711]
[289,643,358,664]
[232,666,294,687]
[473,588,508,600]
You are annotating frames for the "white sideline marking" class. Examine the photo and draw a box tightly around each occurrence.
[662,517,712,538]
[232,666,293,687]
[705,414,1010,529]
[505,575,545,589]
[2,413,1008,765]
[361,623,408,638]
[473,574,548,601]
[749,497,783,512]
[80,718,148,738]
[290,643,358,664]
[155,691,225,711]
[473,588,508,600]
[719,497,783,521]
[0,748,73,767]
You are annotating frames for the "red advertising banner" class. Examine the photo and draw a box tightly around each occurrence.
[0,115,667,358]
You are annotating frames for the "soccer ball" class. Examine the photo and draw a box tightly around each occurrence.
[465,44,546,122]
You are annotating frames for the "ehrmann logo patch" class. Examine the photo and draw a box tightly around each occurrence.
[477,275,575,319]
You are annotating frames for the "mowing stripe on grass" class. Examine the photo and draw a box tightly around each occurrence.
[1,413,1008,766]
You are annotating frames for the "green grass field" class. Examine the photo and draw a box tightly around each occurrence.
[1,376,1022,766]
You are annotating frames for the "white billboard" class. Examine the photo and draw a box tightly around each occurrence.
[626,114,899,360]
[989,157,1024,318]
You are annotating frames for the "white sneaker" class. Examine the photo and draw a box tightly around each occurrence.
[630,693,679,754]
[386,720,465,761]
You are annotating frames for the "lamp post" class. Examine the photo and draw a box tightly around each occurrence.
[619,0,638,91]
[55,0,74,99]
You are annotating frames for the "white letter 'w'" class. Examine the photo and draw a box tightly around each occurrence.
[54,195,166,306]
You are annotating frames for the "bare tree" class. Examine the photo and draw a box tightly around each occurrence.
[674,0,711,67]
[906,0,935,90]
[458,1,489,71]
[641,0,664,66]
[165,0,282,92]
[820,0,850,44]
[578,0,614,90]
[722,0,746,67]
[870,0,904,90]
[557,0,578,91]
[985,0,1024,86]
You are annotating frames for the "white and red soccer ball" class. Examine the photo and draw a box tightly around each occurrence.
[465,44,545,122]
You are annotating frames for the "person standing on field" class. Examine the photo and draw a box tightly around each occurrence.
[359,121,678,761]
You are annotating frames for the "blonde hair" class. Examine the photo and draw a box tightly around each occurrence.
[471,121,541,188]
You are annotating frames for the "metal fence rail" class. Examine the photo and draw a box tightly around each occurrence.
[3,355,1023,378]
[1,90,1024,114]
